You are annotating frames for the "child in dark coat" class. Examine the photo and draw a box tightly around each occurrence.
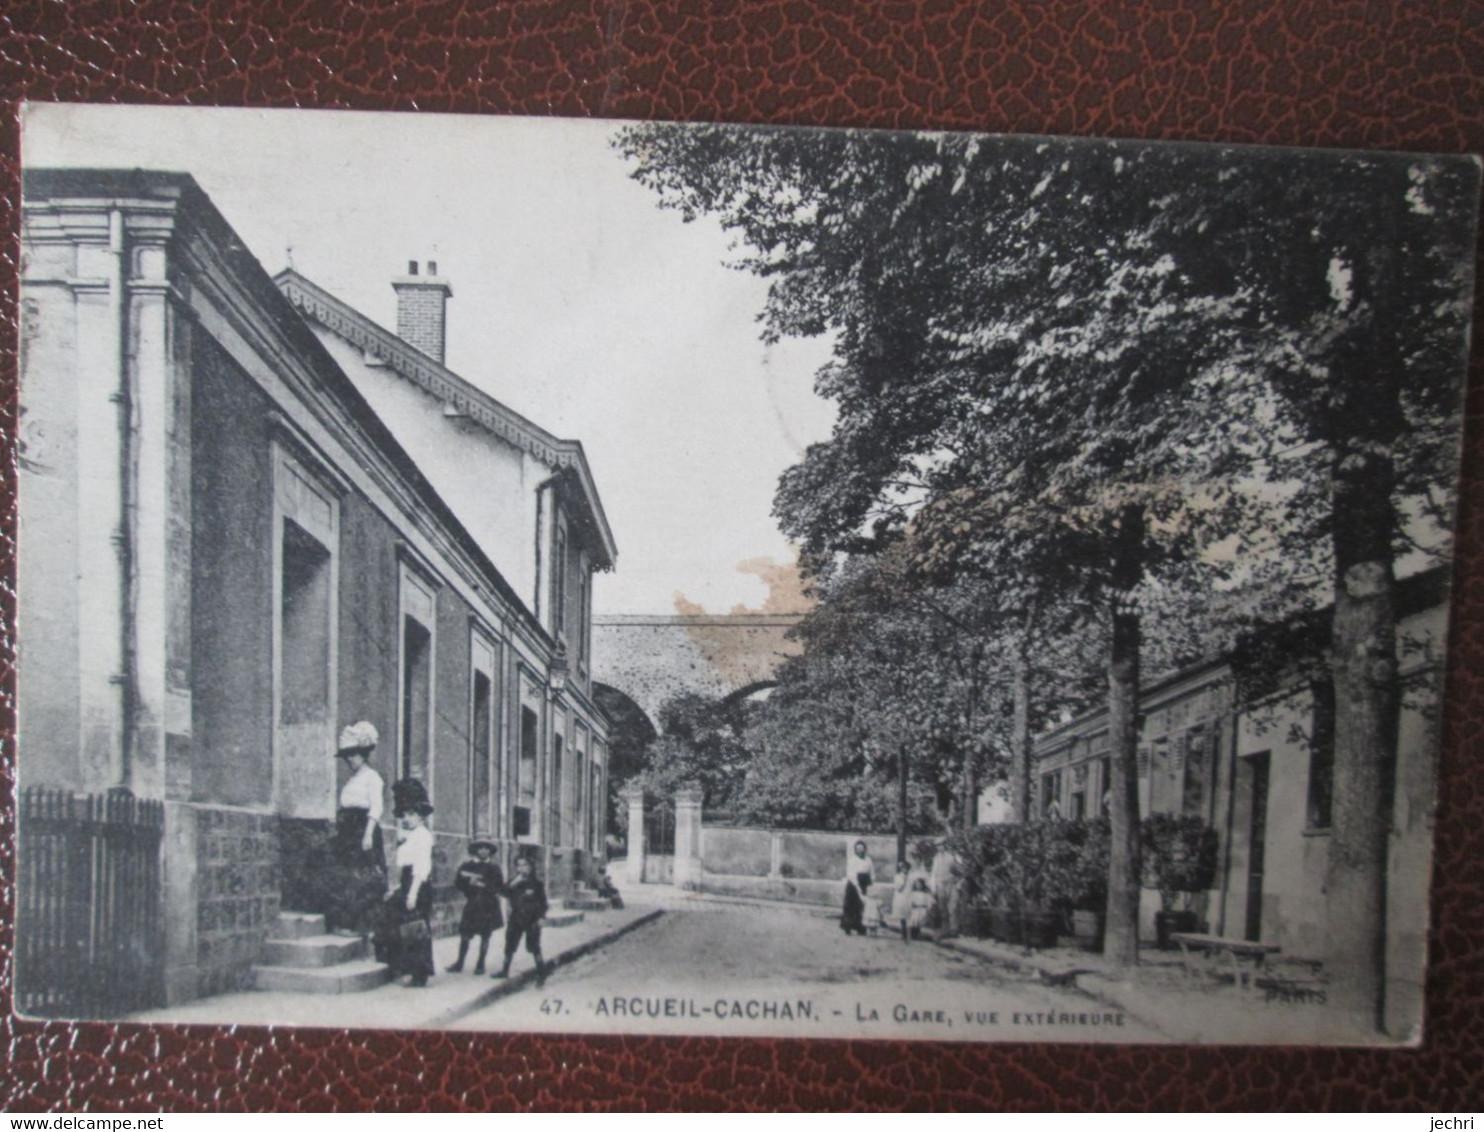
[496,855,549,985]
[447,839,505,975]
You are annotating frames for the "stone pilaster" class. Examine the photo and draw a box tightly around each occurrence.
[621,784,647,887]
[673,784,704,891]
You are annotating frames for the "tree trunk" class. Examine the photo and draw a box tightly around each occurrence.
[962,750,977,835]
[1011,630,1032,825]
[897,744,909,869]
[1104,503,1145,967]
[1325,436,1401,1033]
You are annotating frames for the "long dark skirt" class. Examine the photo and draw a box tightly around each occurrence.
[323,808,385,935]
[375,866,434,981]
[841,880,867,935]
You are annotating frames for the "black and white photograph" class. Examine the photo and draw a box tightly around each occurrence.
[14,102,1479,1047]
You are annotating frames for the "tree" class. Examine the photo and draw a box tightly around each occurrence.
[634,691,752,811]
[619,123,1261,966]
[619,125,1474,1007]
[1191,152,1478,1028]
[741,554,1001,840]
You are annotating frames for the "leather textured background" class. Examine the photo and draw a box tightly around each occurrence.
[2,0,1482,1112]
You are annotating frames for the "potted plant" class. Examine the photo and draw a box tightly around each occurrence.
[948,823,1007,941]
[1141,813,1219,949]
[1067,819,1110,952]
[984,822,1066,950]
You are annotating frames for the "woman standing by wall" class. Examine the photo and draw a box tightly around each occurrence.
[325,722,386,936]
[841,839,874,936]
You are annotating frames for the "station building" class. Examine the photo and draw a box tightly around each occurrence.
[19,169,614,1003]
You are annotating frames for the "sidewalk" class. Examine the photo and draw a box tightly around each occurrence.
[938,933,1376,1045]
[129,900,665,1032]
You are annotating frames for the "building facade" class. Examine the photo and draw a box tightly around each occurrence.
[1028,572,1446,1035]
[18,169,613,1004]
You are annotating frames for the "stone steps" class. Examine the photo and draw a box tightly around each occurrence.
[275,912,330,939]
[253,911,392,995]
[254,958,393,995]
[261,933,368,969]
[545,910,585,929]
[561,885,615,912]
[563,896,612,911]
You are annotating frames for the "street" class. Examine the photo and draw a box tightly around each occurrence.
[452,896,1162,1042]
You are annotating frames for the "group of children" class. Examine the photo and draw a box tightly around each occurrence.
[447,840,552,984]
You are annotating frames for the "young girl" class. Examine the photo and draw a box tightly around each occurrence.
[904,877,934,943]
[889,860,912,938]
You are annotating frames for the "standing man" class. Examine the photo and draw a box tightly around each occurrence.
[496,855,549,986]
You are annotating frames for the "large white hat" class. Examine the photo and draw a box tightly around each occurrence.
[335,721,379,757]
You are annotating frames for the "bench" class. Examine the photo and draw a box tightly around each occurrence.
[1169,932,1281,996]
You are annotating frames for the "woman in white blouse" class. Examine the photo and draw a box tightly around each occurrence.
[841,839,874,936]
[380,778,436,987]
[326,721,386,936]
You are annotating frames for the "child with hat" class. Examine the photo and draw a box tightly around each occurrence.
[447,839,505,975]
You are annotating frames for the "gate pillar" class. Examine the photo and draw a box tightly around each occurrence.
[673,784,704,891]
[621,784,647,887]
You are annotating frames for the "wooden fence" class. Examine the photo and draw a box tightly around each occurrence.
[17,787,166,1018]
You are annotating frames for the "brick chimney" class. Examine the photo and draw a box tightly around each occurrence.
[392,259,453,363]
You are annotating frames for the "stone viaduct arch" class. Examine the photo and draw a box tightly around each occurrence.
[590,613,804,731]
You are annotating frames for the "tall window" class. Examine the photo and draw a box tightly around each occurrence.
[1306,679,1336,830]
[575,568,589,669]
[516,702,538,838]
[552,524,568,636]
[574,726,587,853]
[1069,762,1087,819]
[399,569,436,783]
[1182,727,1214,818]
[1041,770,1062,819]
[470,633,498,837]
[272,447,339,819]
[281,522,331,727]
[401,618,431,780]
[1149,736,1172,813]
[551,732,565,845]
[590,760,603,852]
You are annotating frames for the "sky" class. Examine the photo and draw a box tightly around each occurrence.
[22,103,836,616]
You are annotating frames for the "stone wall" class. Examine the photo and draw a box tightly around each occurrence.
[697,825,903,907]
[195,806,281,998]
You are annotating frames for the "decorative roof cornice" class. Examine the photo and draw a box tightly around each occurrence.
[275,269,617,568]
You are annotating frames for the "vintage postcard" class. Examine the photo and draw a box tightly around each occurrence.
[14,103,1479,1046]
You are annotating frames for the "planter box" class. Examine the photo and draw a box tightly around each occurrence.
[1020,910,1061,950]
[986,907,1061,949]
[968,906,995,940]
[1072,909,1104,953]
[1154,908,1200,950]
[987,907,1020,944]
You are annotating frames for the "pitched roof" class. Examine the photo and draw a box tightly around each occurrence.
[275,269,617,569]
[24,168,557,648]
